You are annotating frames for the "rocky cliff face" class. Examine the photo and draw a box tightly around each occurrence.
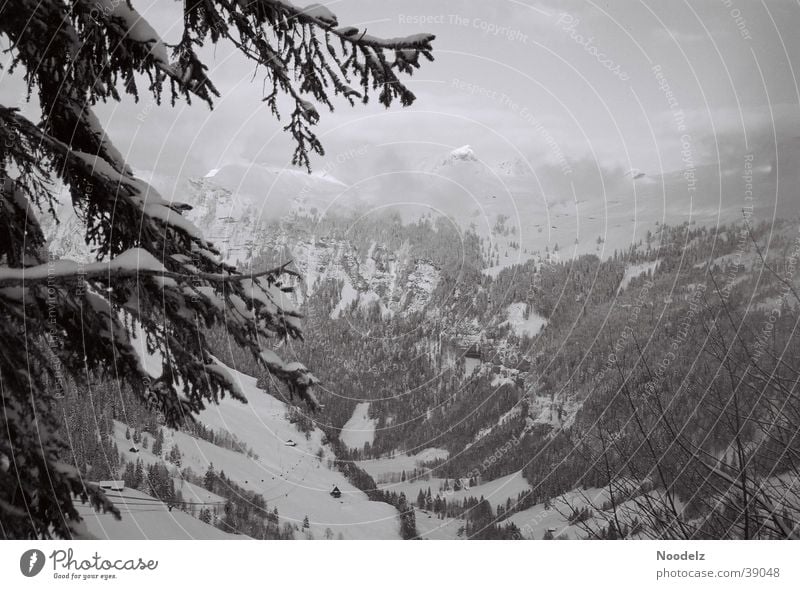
[42,170,442,319]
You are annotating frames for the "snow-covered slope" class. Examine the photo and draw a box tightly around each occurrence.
[340,402,377,451]
[501,302,547,338]
[380,469,530,513]
[192,365,401,539]
[73,488,241,540]
[618,260,660,291]
[359,448,449,483]
[95,362,401,539]
[506,486,612,540]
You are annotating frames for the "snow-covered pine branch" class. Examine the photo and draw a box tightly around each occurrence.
[176,0,435,168]
[0,0,434,539]
[0,252,300,288]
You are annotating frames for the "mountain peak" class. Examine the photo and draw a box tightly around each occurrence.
[422,144,481,173]
[448,144,477,162]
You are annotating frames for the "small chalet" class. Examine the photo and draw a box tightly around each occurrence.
[98,480,125,491]
[330,486,342,499]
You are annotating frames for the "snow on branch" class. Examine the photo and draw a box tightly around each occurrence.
[2,107,213,253]
[262,0,435,50]
[0,249,298,288]
[75,0,219,105]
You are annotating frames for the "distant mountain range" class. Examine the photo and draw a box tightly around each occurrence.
[43,141,789,266]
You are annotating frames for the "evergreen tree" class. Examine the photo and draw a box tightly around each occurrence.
[122,462,136,488]
[168,444,182,468]
[152,429,164,457]
[203,464,217,493]
[0,0,434,538]
[397,492,417,540]
[133,459,144,490]
[417,489,426,510]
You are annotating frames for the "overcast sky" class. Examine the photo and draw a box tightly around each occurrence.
[2,0,799,192]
